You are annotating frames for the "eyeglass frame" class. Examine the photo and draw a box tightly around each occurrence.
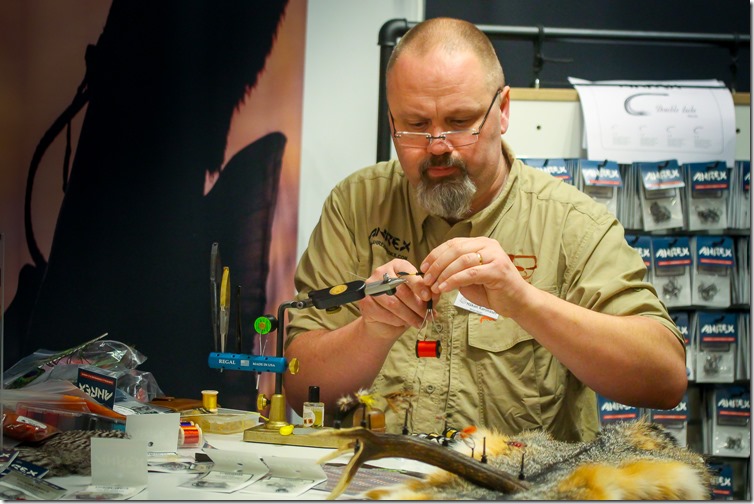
[389,89,502,149]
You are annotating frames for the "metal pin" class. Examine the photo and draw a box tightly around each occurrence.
[519,450,526,480]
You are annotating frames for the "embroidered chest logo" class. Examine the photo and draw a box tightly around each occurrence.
[369,227,411,260]
[509,254,537,281]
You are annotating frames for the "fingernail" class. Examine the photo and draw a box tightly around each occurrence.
[421,262,429,272]
[438,282,447,291]
[421,289,430,300]
[423,272,433,283]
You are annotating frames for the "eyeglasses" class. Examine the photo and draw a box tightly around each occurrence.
[390,89,501,149]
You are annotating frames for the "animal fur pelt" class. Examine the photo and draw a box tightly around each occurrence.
[318,420,713,500]
[14,430,129,477]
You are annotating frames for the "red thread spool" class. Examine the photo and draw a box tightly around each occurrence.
[415,340,441,358]
[178,423,203,447]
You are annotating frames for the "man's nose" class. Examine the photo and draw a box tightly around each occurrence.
[427,135,453,154]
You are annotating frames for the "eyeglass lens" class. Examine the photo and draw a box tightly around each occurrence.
[396,131,478,148]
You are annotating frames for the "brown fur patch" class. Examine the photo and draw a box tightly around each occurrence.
[326,420,713,500]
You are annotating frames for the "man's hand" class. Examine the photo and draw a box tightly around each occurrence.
[419,237,530,317]
[357,259,433,342]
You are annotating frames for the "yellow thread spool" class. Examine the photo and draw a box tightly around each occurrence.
[201,389,219,412]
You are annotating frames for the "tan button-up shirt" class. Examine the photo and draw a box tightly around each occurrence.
[287,146,682,442]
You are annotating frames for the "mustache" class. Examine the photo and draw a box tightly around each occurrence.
[420,154,467,175]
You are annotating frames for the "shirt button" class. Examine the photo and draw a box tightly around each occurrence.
[426,385,435,393]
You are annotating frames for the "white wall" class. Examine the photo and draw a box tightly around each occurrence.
[298,0,423,260]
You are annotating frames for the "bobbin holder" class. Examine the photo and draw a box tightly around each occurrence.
[415,299,442,358]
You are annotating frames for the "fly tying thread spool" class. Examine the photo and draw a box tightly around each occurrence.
[415,299,442,358]
[416,340,442,358]
[178,421,203,448]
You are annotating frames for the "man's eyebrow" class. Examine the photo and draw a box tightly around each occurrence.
[401,107,478,121]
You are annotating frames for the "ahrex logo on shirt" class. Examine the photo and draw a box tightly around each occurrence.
[369,227,411,259]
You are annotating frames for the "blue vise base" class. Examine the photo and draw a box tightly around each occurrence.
[208,352,287,374]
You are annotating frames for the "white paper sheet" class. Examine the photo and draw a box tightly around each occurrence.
[65,437,148,500]
[241,456,327,497]
[179,447,269,493]
[126,412,180,454]
[570,78,737,165]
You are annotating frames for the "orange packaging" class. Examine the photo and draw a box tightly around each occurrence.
[2,412,60,443]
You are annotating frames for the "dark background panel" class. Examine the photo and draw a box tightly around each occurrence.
[425,0,751,91]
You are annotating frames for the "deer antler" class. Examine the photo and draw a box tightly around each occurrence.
[315,427,530,499]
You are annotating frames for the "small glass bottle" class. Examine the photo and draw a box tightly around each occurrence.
[302,385,325,428]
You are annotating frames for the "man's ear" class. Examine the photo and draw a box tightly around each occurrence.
[499,86,511,134]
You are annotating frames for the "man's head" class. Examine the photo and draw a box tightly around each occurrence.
[386,18,511,221]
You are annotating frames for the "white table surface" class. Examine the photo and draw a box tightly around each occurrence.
[44,431,435,500]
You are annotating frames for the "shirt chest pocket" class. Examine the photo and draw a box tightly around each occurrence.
[467,315,532,353]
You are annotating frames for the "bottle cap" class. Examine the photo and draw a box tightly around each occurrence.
[308,385,320,403]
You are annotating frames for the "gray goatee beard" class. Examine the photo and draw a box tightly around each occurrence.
[415,154,477,220]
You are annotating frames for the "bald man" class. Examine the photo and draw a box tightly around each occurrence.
[284,17,685,441]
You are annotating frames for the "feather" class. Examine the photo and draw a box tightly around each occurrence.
[15,430,130,477]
